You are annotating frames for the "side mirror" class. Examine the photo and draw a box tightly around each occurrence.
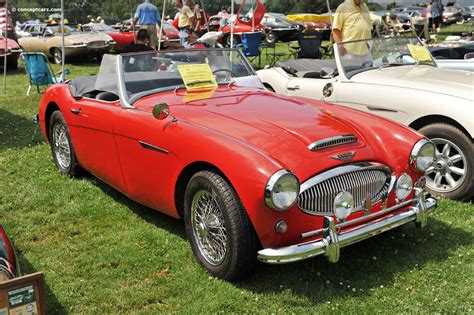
[320,67,336,79]
[153,103,170,120]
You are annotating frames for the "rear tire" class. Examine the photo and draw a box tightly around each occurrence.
[184,170,257,281]
[224,34,241,47]
[266,31,278,44]
[419,123,474,200]
[48,111,81,177]
[52,48,62,65]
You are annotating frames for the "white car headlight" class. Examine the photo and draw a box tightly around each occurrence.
[333,191,353,221]
[265,170,300,211]
[410,139,435,172]
[395,173,413,201]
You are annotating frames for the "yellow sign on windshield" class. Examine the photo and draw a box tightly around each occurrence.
[178,64,218,91]
[407,44,432,63]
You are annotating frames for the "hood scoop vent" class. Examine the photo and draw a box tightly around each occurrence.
[308,134,358,151]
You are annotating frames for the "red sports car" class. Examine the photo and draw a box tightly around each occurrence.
[0,35,21,70]
[0,225,18,282]
[81,23,180,51]
[37,49,436,281]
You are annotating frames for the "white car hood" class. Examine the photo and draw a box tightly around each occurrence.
[352,65,474,101]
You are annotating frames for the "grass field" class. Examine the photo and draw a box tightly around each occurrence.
[0,46,473,313]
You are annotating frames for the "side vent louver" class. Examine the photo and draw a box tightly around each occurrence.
[308,134,358,151]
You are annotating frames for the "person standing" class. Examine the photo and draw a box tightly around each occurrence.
[132,0,162,50]
[176,0,195,45]
[431,0,443,33]
[332,0,372,63]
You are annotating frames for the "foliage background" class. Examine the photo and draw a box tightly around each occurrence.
[9,0,386,24]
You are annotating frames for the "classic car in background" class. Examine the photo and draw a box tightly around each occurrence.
[456,0,474,23]
[261,13,304,43]
[0,35,22,69]
[37,49,436,280]
[80,22,179,51]
[257,37,474,200]
[18,24,115,64]
[443,4,463,24]
[0,225,18,283]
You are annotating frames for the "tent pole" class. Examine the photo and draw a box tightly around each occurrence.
[230,0,234,48]
[3,0,8,91]
[130,0,136,43]
[61,0,65,82]
[251,0,254,32]
[326,0,333,28]
[200,0,209,32]
[158,0,166,51]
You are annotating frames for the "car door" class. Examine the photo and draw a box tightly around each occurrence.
[113,108,180,216]
[285,76,338,103]
[66,98,127,193]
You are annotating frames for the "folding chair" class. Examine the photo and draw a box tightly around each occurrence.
[239,32,263,67]
[292,31,322,59]
[264,41,293,67]
[21,52,69,96]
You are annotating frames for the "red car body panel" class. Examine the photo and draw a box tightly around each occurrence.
[0,37,20,65]
[38,82,425,249]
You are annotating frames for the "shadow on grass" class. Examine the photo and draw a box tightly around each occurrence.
[15,252,67,314]
[237,217,470,305]
[0,108,43,150]
[87,174,186,240]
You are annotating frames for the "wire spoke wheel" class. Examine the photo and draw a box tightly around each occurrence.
[191,190,227,266]
[52,123,71,170]
[426,138,467,193]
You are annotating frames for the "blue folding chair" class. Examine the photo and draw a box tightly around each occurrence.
[239,32,263,67]
[21,52,69,96]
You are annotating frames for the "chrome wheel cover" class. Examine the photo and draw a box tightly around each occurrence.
[191,190,227,266]
[54,50,62,64]
[52,123,71,170]
[426,138,467,193]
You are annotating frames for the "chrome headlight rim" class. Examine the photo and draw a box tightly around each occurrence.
[265,169,300,211]
[410,138,435,173]
[395,173,413,201]
[333,191,354,221]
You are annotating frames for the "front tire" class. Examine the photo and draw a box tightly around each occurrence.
[184,170,257,281]
[52,48,63,65]
[49,111,81,177]
[419,123,474,200]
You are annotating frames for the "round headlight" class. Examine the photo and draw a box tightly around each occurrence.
[410,139,435,172]
[333,191,354,221]
[395,173,413,201]
[265,170,300,211]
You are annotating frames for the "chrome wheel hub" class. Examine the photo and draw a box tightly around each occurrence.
[426,138,466,193]
[52,123,71,170]
[191,190,227,266]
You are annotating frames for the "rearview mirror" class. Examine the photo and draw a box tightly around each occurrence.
[320,67,336,79]
[153,103,170,120]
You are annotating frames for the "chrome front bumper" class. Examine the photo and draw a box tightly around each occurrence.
[258,188,437,264]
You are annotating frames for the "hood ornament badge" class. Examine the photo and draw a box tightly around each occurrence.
[330,151,356,162]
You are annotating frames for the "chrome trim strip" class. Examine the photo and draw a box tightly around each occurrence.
[307,134,357,151]
[258,194,437,264]
[139,141,169,154]
[366,105,398,113]
[300,199,413,238]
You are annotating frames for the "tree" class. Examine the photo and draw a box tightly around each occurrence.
[367,2,384,11]
[386,1,398,9]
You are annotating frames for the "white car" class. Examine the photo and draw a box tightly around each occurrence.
[257,36,474,200]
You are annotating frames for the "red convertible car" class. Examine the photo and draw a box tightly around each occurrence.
[0,35,21,69]
[37,49,436,280]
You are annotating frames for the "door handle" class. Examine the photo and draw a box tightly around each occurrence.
[288,85,300,91]
[71,108,81,115]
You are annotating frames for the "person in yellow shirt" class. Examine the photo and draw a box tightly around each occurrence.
[332,0,372,62]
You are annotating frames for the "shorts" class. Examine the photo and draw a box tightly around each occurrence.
[140,24,158,47]
[433,16,442,26]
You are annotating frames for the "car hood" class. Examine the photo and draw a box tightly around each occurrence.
[0,38,20,50]
[352,65,474,101]
[66,32,112,43]
[135,87,421,178]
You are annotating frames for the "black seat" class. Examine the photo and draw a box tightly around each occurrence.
[96,91,119,102]
[296,31,322,59]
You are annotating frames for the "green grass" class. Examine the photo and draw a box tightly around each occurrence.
[0,58,473,314]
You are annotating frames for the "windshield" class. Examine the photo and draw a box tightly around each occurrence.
[335,37,436,79]
[46,25,78,35]
[92,24,114,32]
[120,49,261,102]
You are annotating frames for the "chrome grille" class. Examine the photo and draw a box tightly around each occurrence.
[308,134,357,151]
[298,163,391,215]
[88,41,105,48]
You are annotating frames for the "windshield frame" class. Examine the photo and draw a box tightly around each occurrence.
[117,48,257,108]
[333,36,438,81]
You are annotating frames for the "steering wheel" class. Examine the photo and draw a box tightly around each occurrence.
[212,69,232,74]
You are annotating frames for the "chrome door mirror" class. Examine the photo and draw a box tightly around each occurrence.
[153,103,170,120]
[320,67,336,79]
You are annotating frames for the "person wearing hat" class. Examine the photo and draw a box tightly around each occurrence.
[132,0,162,50]
[176,0,195,45]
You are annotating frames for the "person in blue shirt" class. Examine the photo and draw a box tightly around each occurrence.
[132,0,162,50]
